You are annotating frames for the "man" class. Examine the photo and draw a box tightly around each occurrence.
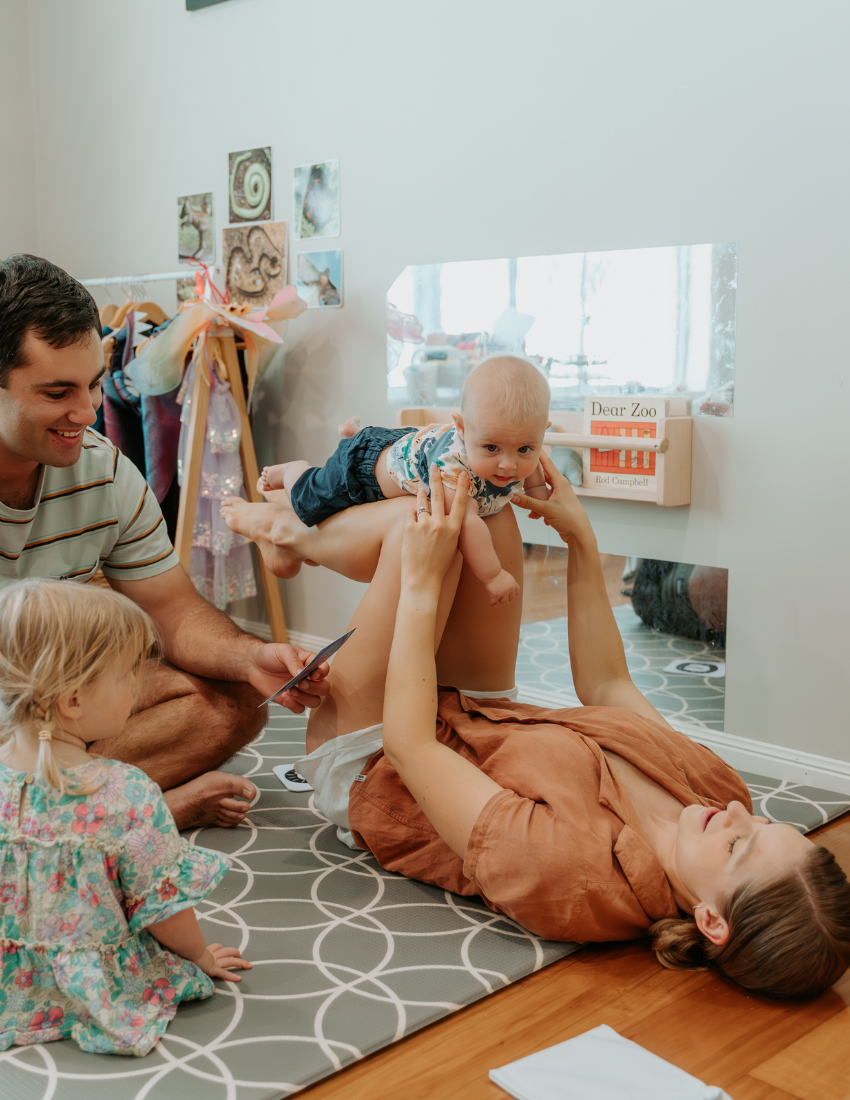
[0,254,329,828]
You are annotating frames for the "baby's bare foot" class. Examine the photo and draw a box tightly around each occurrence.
[220,498,304,579]
[338,416,361,438]
[259,463,287,492]
[165,772,258,830]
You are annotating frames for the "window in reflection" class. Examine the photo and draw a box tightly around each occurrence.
[387,242,737,417]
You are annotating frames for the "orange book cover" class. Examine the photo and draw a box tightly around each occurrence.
[588,421,657,474]
[582,397,672,492]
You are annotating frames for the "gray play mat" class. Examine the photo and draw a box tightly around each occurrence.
[1,705,847,1099]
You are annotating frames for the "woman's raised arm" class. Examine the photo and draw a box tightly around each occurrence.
[382,467,503,859]
[511,451,673,729]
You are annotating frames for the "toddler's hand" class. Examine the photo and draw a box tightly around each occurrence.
[194,943,252,982]
[484,569,520,606]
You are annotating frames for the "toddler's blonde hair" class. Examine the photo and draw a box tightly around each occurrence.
[0,579,158,792]
[461,356,551,426]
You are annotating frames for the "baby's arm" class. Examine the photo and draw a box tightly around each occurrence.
[457,497,520,605]
[148,908,252,982]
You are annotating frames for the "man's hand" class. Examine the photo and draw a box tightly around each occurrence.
[246,643,331,713]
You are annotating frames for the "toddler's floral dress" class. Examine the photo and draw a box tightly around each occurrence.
[0,758,229,1056]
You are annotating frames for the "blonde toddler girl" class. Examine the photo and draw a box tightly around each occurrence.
[0,579,250,1056]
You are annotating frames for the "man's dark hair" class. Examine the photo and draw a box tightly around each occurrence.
[0,254,101,388]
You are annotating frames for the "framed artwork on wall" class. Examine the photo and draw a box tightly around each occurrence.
[222,222,288,307]
[228,147,273,224]
[296,250,342,308]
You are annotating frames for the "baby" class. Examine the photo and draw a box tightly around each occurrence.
[253,356,551,604]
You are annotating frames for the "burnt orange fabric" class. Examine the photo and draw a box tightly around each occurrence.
[348,690,752,943]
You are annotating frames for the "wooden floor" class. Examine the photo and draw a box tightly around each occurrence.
[301,815,850,1100]
[521,546,629,623]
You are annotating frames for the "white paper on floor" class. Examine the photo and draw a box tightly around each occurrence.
[663,658,725,677]
[489,1024,732,1100]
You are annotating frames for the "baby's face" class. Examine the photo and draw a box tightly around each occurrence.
[456,409,548,487]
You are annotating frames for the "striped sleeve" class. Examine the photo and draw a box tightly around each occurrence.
[101,452,180,580]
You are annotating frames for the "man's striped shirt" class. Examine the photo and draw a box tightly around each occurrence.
[0,428,179,588]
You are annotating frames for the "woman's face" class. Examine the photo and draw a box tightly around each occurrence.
[673,800,813,908]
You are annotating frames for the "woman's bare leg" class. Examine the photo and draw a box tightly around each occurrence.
[306,524,463,752]
[223,493,414,583]
[435,505,524,691]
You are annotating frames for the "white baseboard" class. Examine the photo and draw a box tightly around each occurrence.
[229,616,331,655]
[518,685,850,796]
[228,624,850,796]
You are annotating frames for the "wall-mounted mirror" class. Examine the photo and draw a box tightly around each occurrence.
[518,548,727,731]
[387,242,737,417]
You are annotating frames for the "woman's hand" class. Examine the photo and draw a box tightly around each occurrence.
[510,449,591,546]
[193,942,253,982]
[400,465,468,593]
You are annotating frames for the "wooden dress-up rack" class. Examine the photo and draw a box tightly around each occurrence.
[174,325,288,642]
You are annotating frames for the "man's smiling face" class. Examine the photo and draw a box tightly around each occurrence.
[0,330,104,470]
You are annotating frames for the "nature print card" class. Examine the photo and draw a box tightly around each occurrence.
[228,146,273,224]
[222,222,288,308]
[178,192,214,263]
[296,250,342,308]
[176,275,199,304]
[293,160,340,240]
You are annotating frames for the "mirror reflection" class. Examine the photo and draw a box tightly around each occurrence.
[387,242,737,416]
[518,548,727,730]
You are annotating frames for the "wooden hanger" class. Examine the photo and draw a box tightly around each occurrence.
[129,301,169,326]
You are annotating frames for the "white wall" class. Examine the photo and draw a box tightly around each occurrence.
[0,0,38,254]
[15,0,850,760]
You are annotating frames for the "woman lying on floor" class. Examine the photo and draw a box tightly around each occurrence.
[251,452,850,1000]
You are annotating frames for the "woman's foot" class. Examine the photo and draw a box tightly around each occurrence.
[259,459,310,494]
[338,416,361,438]
[165,772,258,829]
[220,496,308,578]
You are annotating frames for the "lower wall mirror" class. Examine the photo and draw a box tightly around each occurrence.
[518,546,727,732]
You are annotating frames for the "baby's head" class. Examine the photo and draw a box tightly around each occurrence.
[0,579,157,790]
[455,356,551,486]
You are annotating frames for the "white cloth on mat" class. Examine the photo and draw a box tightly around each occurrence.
[489,1025,732,1100]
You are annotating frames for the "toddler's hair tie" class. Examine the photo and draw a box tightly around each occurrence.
[37,729,52,743]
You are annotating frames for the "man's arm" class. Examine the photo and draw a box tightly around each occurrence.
[109,565,330,713]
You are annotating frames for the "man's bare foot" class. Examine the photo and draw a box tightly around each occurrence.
[259,459,310,494]
[165,771,258,830]
[220,497,307,579]
[338,416,361,438]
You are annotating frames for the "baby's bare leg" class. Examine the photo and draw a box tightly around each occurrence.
[458,503,520,605]
[374,447,410,499]
[259,459,310,493]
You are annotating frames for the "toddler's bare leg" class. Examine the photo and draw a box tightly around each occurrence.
[259,459,310,493]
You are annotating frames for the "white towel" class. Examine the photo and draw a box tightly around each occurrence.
[489,1025,733,1100]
